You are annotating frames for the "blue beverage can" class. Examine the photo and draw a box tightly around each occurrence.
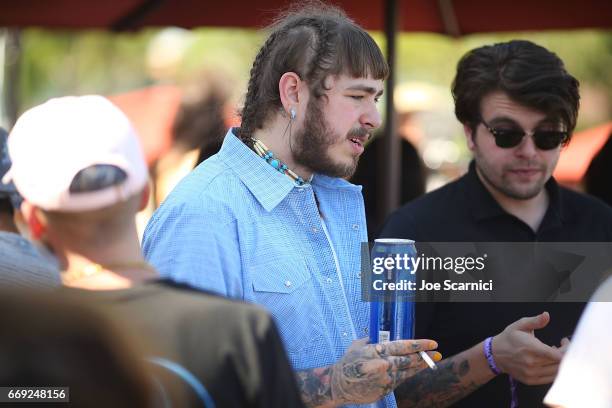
[369,238,417,343]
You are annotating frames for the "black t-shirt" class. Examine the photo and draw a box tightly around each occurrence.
[380,161,612,407]
[62,279,304,408]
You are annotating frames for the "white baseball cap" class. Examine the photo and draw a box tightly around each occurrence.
[5,95,148,212]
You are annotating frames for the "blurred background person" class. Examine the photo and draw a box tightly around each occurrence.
[351,132,426,240]
[0,127,60,289]
[153,71,234,207]
[351,83,433,239]
[125,72,236,239]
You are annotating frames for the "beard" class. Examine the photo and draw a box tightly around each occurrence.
[474,151,549,200]
[291,98,365,179]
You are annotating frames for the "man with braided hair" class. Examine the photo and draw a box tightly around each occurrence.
[144,3,440,407]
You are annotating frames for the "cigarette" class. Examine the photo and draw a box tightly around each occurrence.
[420,351,437,370]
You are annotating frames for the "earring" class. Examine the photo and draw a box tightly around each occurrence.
[290,108,296,120]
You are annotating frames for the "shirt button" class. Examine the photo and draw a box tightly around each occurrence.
[312,227,319,233]
[352,224,360,230]
[342,332,348,337]
[326,278,332,283]
[363,327,368,334]
[356,272,361,278]
[284,280,292,287]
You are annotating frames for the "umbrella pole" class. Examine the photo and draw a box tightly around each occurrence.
[376,0,401,231]
[2,29,21,128]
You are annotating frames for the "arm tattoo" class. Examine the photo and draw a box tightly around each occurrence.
[295,367,334,407]
[296,342,430,407]
[395,357,480,408]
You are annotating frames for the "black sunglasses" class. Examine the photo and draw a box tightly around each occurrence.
[480,119,568,150]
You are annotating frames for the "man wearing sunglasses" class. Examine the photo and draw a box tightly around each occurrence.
[380,40,612,407]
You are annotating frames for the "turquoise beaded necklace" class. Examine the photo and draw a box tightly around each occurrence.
[251,138,307,186]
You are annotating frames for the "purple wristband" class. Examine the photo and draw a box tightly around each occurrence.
[484,336,501,375]
[484,337,519,407]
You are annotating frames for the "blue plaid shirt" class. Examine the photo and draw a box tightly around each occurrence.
[143,129,395,408]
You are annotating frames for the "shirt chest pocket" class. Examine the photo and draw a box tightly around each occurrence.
[250,259,322,354]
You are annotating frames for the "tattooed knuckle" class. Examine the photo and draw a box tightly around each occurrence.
[372,360,386,373]
[383,358,393,370]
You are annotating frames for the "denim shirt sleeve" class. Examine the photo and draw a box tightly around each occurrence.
[142,199,243,299]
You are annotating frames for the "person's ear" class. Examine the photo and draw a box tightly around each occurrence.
[21,201,47,240]
[464,123,477,152]
[139,183,151,212]
[278,72,303,119]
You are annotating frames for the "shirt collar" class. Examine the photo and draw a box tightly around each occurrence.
[218,129,295,212]
[465,160,564,224]
[540,173,565,230]
[312,173,363,191]
[217,129,364,211]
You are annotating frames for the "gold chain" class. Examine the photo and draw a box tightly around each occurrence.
[61,261,157,285]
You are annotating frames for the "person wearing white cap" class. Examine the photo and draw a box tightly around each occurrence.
[7,95,151,284]
[8,95,305,407]
[0,127,60,289]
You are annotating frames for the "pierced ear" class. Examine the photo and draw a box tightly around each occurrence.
[464,123,477,151]
[278,72,302,116]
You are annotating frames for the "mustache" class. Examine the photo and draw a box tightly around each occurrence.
[505,161,547,171]
[347,127,370,139]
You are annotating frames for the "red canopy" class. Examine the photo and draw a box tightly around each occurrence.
[2,0,610,34]
[3,0,610,225]
[554,122,612,185]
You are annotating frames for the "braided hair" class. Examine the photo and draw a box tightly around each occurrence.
[238,1,388,142]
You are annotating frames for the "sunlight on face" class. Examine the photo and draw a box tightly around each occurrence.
[470,91,563,200]
[292,75,384,178]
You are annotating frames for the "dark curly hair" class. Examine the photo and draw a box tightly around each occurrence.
[452,40,580,141]
[237,1,388,141]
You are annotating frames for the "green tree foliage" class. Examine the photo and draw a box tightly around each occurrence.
[12,28,612,127]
